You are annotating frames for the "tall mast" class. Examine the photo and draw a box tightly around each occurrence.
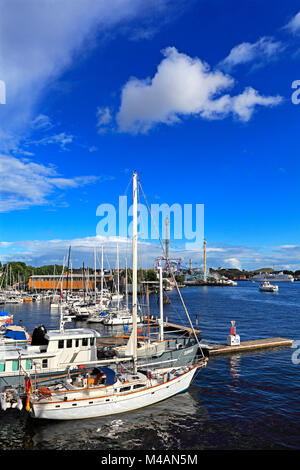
[165,216,170,271]
[203,239,207,283]
[53,264,56,294]
[132,171,138,373]
[158,265,164,341]
[100,245,104,307]
[71,262,73,293]
[66,245,71,297]
[83,262,85,303]
[146,283,150,339]
[94,246,97,303]
[117,243,120,310]
[125,257,128,311]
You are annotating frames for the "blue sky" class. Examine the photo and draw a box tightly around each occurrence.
[0,0,300,270]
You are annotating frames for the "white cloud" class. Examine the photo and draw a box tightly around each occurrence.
[96,106,113,134]
[29,132,74,151]
[220,36,284,70]
[0,235,159,268]
[116,47,283,134]
[277,245,297,249]
[0,0,173,150]
[285,11,300,35]
[30,114,54,131]
[0,154,99,212]
[224,257,242,270]
[89,146,98,153]
[2,236,300,271]
[230,87,282,122]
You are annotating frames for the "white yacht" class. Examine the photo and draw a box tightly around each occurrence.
[0,312,13,326]
[87,311,109,323]
[103,310,142,326]
[252,272,294,283]
[5,296,23,304]
[259,281,278,292]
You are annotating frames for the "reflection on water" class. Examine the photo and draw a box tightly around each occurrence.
[28,391,203,450]
[1,282,300,449]
[228,355,241,380]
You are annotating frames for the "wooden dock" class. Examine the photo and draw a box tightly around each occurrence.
[200,337,294,356]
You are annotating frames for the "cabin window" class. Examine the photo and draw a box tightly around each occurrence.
[42,359,48,368]
[0,362,5,372]
[90,337,95,346]
[120,386,131,393]
[12,360,19,371]
[58,340,64,349]
[26,359,32,370]
[75,339,79,347]
[133,383,145,390]
[66,339,72,348]
[82,338,88,347]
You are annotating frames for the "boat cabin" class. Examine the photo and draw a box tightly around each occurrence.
[0,325,100,379]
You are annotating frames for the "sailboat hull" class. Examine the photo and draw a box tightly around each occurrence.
[30,365,199,420]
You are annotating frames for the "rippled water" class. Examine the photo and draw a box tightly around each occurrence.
[1,281,300,450]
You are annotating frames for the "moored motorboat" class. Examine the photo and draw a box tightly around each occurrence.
[0,324,31,346]
[0,312,13,326]
[0,386,23,411]
[259,281,278,292]
[0,321,101,389]
[103,309,142,326]
[87,311,108,323]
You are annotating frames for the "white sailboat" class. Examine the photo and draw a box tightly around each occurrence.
[103,311,142,326]
[28,172,207,420]
[102,246,139,326]
[87,245,111,323]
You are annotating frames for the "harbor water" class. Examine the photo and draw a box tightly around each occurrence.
[1,281,300,450]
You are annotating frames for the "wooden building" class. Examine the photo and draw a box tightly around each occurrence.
[28,273,113,291]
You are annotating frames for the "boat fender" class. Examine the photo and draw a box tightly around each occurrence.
[0,395,7,411]
[17,399,23,411]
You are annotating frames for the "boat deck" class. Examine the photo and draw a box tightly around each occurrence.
[147,318,201,336]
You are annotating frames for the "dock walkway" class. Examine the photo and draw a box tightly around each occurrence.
[201,337,294,356]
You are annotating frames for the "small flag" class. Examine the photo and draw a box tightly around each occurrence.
[25,376,33,412]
